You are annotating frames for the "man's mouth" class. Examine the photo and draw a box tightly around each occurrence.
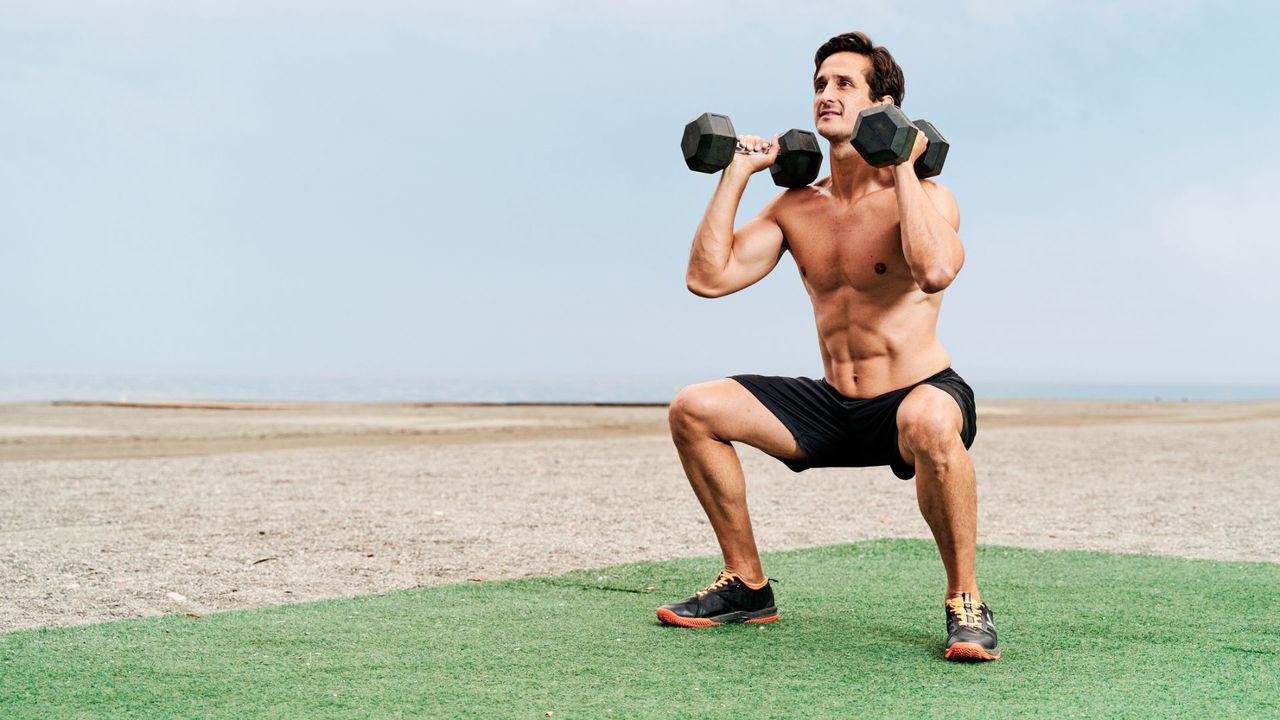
[819,110,841,118]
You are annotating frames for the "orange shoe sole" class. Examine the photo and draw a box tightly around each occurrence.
[656,608,779,627]
[944,642,1000,661]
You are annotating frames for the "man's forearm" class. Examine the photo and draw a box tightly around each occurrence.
[688,167,751,285]
[893,164,962,293]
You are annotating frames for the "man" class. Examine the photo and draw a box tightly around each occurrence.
[658,31,999,662]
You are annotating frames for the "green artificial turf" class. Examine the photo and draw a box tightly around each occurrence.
[2,539,1277,719]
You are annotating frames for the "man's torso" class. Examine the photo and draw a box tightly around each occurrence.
[772,179,951,398]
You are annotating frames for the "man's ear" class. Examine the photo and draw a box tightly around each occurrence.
[877,95,895,105]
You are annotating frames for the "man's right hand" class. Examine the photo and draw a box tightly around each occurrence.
[728,134,780,175]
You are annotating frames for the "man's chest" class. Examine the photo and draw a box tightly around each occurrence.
[778,198,911,294]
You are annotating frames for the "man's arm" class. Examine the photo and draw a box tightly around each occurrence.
[893,140,964,294]
[686,136,788,298]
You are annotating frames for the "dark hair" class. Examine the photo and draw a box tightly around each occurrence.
[813,31,905,107]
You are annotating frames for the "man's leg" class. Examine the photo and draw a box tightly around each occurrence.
[667,379,807,585]
[895,385,980,602]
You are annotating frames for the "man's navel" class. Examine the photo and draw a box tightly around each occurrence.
[874,262,887,275]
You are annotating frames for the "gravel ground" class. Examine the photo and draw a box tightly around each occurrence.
[1,400,1277,632]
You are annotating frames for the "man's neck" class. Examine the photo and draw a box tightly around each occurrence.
[827,142,893,201]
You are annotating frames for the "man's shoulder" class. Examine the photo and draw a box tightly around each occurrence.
[919,179,960,210]
[920,178,954,195]
[919,179,960,230]
[769,180,827,215]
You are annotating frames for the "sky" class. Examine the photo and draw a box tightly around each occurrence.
[2,1,1278,399]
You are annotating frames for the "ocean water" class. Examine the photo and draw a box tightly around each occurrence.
[1,373,1278,404]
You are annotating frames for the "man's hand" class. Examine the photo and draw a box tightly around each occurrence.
[905,126,929,167]
[728,134,780,175]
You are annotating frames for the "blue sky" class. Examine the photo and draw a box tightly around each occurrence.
[2,1,1277,397]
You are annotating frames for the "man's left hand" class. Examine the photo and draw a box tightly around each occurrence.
[906,126,929,166]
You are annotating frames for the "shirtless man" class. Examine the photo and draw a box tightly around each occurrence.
[657,31,999,661]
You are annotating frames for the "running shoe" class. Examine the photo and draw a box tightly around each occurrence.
[656,570,778,627]
[944,592,1000,661]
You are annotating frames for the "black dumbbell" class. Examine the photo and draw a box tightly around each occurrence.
[850,105,949,179]
[681,112,824,189]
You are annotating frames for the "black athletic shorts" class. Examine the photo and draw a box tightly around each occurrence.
[730,367,977,479]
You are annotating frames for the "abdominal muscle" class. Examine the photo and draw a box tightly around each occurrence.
[811,285,950,398]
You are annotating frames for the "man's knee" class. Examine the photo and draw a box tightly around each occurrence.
[668,382,727,439]
[897,387,964,465]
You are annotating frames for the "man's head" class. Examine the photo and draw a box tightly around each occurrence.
[812,31,905,140]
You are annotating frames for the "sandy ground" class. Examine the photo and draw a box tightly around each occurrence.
[1,399,1277,633]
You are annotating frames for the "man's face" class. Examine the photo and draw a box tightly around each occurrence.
[813,52,886,141]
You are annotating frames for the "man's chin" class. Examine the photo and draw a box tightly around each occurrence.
[814,127,848,144]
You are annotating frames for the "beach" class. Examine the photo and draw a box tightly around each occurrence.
[1,399,1277,633]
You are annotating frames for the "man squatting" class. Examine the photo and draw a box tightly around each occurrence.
[658,31,1000,662]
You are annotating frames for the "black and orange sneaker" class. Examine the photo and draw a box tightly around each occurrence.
[656,570,778,628]
[944,592,1000,661]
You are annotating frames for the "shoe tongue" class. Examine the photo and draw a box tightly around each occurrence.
[948,594,982,628]
[948,593,982,622]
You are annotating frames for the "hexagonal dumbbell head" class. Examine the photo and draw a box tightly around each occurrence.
[681,112,738,173]
[769,129,824,188]
[851,104,918,168]
[911,119,948,179]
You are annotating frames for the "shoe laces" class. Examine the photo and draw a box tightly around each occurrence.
[946,594,985,630]
[695,570,738,596]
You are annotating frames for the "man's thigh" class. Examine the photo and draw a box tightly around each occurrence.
[671,379,807,462]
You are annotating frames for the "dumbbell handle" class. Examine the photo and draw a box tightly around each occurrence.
[682,112,822,188]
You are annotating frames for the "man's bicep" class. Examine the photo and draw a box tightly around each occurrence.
[733,214,786,267]
[719,213,786,293]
